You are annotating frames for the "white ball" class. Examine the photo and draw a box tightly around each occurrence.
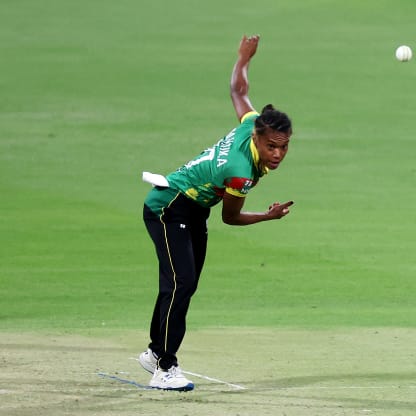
[395,45,412,62]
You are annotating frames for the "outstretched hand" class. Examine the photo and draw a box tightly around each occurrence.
[267,201,294,219]
[238,35,260,60]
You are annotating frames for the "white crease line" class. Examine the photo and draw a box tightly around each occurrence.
[181,370,246,390]
[129,357,246,390]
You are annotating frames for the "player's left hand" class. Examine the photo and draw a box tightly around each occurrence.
[267,200,294,219]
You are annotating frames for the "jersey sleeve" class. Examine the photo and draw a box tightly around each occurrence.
[222,112,260,197]
[224,177,256,197]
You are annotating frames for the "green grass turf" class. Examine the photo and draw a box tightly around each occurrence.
[1,0,416,330]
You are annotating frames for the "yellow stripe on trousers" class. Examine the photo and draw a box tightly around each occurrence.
[159,192,181,354]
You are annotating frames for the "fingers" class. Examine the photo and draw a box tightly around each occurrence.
[269,200,294,209]
[281,201,294,215]
[268,200,294,218]
[245,35,260,48]
[243,34,260,42]
[240,34,260,49]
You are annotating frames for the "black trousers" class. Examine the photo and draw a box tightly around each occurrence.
[143,192,210,370]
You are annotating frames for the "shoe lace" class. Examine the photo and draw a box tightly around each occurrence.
[167,365,183,378]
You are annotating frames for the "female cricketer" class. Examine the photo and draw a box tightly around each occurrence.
[139,34,294,391]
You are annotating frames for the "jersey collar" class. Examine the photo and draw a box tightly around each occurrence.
[250,139,269,175]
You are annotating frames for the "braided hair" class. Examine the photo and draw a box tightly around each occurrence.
[254,104,292,136]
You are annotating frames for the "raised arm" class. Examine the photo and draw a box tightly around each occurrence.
[230,35,260,121]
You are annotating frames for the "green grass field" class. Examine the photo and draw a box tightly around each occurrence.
[1,0,416,414]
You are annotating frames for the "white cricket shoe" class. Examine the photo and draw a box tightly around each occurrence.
[149,366,194,391]
[138,348,158,374]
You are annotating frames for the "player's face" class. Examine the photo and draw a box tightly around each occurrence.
[253,130,290,170]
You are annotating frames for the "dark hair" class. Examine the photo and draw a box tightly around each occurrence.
[254,104,292,136]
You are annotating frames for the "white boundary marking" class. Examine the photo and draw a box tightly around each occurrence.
[129,357,246,390]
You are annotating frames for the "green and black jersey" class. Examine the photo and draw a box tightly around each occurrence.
[144,111,268,216]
